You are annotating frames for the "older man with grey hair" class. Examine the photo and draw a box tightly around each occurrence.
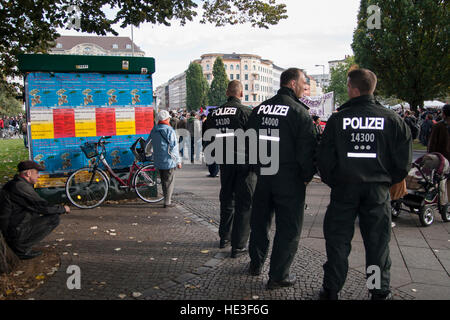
[147,110,182,208]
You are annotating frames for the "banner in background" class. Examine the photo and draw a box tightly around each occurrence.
[300,92,335,120]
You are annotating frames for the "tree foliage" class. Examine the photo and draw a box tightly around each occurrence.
[208,57,229,107]
[0,84,23,116]
[326,56,357,106]
[352,0,449,113]
[186,62,209,112]
[0,0,288,90]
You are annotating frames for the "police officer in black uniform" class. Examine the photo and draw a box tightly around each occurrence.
[247,68,317,289]
[317,68,412,300]
[203,80,257,257]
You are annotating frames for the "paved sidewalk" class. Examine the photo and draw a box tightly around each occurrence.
[24,164,449,300]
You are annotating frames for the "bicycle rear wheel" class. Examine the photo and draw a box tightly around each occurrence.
[133,164,164,203]
[66,167,109,209]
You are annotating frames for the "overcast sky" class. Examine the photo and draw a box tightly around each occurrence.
[60,0,361,88]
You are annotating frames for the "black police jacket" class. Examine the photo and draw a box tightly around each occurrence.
[247,87,317,181]
[203,96,252,163]
[0,175,65,237]
[317,95,412,186]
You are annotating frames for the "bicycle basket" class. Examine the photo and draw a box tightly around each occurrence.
[80,142,99,159]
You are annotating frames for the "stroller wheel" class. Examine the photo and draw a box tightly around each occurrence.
[440,204,450,222]
[419,205,435,227]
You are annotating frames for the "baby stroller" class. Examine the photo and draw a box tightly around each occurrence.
[391,152,450,227]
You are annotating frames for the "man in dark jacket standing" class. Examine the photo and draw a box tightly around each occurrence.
[0,161,70,259]
[247,68,317,289]
[203,80,257,257]
[317,68,412,300]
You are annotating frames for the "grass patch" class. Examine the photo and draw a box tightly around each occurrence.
[0,139,29,185]
[412,139,427,151]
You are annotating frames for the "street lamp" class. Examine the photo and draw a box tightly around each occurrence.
[315,64,325,88]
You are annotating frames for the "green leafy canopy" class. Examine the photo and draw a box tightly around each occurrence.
[352,0,449,112]
[0,0,288,91]
[208,57,229,107]
[186,62,209,112]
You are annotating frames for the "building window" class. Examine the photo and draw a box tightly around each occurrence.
[245,84,248,91]
[126,44,132,49]
[245,65,248,71]
[207,74,211,80]
[230,65,234,70]
[236,74,240,80]
[245,95,249,102]
[236,64,240,70]
[253,65,256,70]
[245,74,248,80]
[224,65,227,70]
[56,43,62,49]
[230,74,234,80]
[112,44,118,49]
[206,64,210,71]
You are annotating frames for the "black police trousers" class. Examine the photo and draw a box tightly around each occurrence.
[219,164,257,249]
[323,183,392,296]
[7,214,60,255]
[249,170,306,282]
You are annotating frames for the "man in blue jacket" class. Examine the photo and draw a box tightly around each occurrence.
[147,110,182,208]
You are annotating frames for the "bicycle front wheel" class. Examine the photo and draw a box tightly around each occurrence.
[133,165,164,203]
[66,168,109,209]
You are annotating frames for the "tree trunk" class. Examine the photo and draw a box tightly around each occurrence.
[0,232,19,274]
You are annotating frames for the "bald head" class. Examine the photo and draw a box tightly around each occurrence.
[226,80,243,99]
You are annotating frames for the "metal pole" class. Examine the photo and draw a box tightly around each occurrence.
[131,25,134,57]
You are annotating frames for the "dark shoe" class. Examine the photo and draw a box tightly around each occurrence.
[266,274,296,290]
[249,263,262,276]
[231,247,247,258]
[163,203,176,208]
[371,292,393,300]
[219,239,230,249]
[319,287,339,300]
[17,250,42,260]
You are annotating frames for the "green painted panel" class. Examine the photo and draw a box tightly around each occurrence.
[18,54,155,75]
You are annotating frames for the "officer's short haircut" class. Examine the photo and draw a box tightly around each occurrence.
[347,68,377,95]
[280,68,304,87]
[227,80,243,96]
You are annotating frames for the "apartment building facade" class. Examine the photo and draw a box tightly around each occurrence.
[194,53,278,107]
[50,35,145,57]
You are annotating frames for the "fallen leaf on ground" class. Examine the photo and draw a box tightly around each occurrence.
[171,258,178,261]
[200,250,209,254]
[118,294,126,299]
[35,275,45,280]
[132,292,142,298]
[90,226,98,230]
[114,248,121,251]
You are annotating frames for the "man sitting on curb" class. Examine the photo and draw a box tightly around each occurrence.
[0,160,70,259]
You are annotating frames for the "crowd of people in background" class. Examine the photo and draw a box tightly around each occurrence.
[394,108,444,147]
[0,114,27,146]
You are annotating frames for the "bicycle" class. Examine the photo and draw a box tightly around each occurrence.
[65,136,164,209]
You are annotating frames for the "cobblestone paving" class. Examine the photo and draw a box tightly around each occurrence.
[172,190,414,300]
